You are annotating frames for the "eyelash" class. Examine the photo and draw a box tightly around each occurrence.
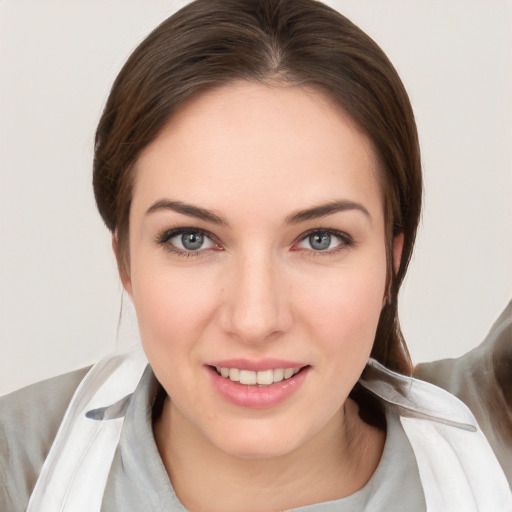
[292,229,355,257]
[154,227,355,257]
[154,227,221,258]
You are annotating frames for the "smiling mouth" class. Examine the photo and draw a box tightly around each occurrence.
[212,366,308,386]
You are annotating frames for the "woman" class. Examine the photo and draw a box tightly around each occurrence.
[1,1,511,510]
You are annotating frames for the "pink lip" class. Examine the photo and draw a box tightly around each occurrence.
[205,363,310,409]
[206,358,306,371]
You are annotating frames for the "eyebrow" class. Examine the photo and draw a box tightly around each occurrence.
[146,198,370,226]
[285,200,371,224]
[146,199,228,225]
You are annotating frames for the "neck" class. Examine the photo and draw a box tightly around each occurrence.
[153,397,385,512]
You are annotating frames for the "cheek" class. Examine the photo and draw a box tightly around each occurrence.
[129,263,220,357]
[296,255,387,354]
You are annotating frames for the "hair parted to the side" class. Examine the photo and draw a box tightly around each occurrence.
[93,0,422,376]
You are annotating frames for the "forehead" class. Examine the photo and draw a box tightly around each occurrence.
[132,81,382,220]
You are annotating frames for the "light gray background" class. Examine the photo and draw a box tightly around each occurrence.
[1,0,511,394]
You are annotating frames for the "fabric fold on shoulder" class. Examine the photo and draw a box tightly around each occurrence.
[359,359,477,431]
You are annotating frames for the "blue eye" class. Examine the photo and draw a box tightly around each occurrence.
[157,228,217,253]
[297,230,350,252]
[170,231,215,251]
[178,232,206,250]
[308,233,333,251]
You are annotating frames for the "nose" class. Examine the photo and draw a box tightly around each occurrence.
[220,249,292,344]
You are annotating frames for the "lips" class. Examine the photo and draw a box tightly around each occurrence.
[205,359,310,408]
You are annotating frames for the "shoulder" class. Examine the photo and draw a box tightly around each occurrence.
[414,300,512,426]
[362,361,512,505]
[0,367,90,511]
[414,300,512,486]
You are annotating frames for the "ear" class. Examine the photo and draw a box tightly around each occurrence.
[393,232,404,276]
[112,234,133,297]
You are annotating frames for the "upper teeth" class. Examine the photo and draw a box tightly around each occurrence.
[216,367,300,386]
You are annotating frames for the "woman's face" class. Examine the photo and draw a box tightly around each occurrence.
[124,81,391,458]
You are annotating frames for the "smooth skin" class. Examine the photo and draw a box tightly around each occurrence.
[118,81,403,511]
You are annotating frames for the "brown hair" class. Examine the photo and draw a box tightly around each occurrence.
[93,0,422,375]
